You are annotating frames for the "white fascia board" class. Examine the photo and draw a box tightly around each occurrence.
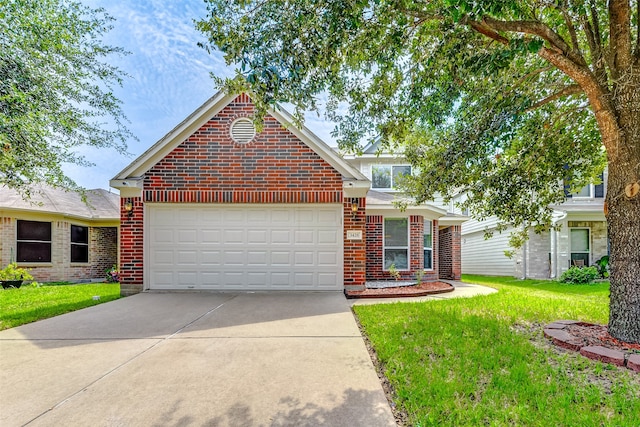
[438,216,469,226]
[366,204,447,218]
[343,180,370,198]
[111,91,236,181]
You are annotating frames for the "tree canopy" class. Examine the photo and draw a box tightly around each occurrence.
[198,0,640,342]
[0,0,132,195]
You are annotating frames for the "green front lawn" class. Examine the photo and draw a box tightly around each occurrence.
[354,275,640,426]
[0,283,120,330]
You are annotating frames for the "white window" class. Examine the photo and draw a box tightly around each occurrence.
[424,220,433,270]
[372,165,411,189]
[570,228,590,266]
[573,184,593,198]
[384,218,409,270]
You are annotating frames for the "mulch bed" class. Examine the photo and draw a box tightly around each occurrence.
[544,321,640,372]
[565,323,640,352]
[345,281,454,299]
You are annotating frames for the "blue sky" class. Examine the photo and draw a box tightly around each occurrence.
[70,0,336,190]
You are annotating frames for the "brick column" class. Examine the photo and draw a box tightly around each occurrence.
[119,197,144,296]
[343,197,366,291]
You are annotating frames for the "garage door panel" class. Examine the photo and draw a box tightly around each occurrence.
[271,251,291,265]
[247,251,268,265]
[201,250,222,265]
[318,230,340,245]
[147,204,343,290]
[270,230,292,244]
[224,229,245,244]
[294,252,314,266]
[201,230,222,244]
[177,251,197,265]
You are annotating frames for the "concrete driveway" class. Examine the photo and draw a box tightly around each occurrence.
[0,292,396,427]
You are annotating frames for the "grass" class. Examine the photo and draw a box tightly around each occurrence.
[0,282,121,330]
[354,275,640,427]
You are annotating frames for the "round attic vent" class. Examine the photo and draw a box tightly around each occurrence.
[230,118,256,144]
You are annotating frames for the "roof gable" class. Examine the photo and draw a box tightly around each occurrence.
[111,92,367,188]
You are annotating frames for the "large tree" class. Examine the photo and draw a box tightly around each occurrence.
[197,0,640,343]
[0,0,131,195]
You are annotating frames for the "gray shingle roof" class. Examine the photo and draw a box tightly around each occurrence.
[0,186,119,220]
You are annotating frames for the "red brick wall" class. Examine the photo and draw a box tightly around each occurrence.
[119,197,144,296]
[343,197,366,290]
[365,215,438,282]
[143,94,342,203]
[438,225,462,280]
[119,94,350,295]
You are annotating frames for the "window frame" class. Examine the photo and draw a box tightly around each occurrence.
[70,224,89,264]
[573,184,594,199]
[383,217,410,271]
[16,220,52,263]
[570,227,591,266]
[423,219,433,271]
[371,164,412,190]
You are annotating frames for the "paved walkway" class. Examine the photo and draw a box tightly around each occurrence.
[350,281,497,306]
[0,292,396,427]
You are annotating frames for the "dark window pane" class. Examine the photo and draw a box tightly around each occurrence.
[392,166,411,187]
[384,218,408,246]
[17,242,51,262]
[384,249,408,270]
[570,253,589,267]
[71,244,89,263]
[424,249,433,269]
[372,166,391,188]
[71,225,88,244]
[17,220,51,241]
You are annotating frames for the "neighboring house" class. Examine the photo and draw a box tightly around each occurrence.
[0,186,119,283]
[460,173,608,279]
[110,92,467,296]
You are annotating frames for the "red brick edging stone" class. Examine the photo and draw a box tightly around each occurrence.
[544,321,639,373]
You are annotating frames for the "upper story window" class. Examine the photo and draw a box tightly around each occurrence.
[71,225,89,263]
[564,172,605,199]
[17,220,52,262]
[372,165,412,190]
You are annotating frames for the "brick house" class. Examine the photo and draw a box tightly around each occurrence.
[111,93,465,296]
[0,186,119,283]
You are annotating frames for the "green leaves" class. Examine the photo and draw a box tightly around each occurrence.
[196,0,613,235]
[0,0,133,195]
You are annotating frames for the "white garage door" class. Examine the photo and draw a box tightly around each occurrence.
[146,204,343,291]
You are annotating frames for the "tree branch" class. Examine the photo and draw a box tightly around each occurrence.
[609,0,632,75]
[481,16,587,66]
[559,5,582,58]
[581,13,608,87]
[525,84,583,111]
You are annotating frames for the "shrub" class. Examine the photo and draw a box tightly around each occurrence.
[594,255,609,278]
[559,266,599,284]
[106,265,120,283]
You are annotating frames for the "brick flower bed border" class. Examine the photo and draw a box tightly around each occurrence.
[544,320,640,373]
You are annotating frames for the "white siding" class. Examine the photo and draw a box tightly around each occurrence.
[462,229,514,276]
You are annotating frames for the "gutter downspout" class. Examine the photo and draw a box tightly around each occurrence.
[550,210,568,279]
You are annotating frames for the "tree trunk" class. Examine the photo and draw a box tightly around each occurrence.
[605,98,640,344]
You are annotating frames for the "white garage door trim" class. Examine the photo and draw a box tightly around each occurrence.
[144,203,344,291]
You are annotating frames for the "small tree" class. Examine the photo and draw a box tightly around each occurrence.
[0,0,132,196]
